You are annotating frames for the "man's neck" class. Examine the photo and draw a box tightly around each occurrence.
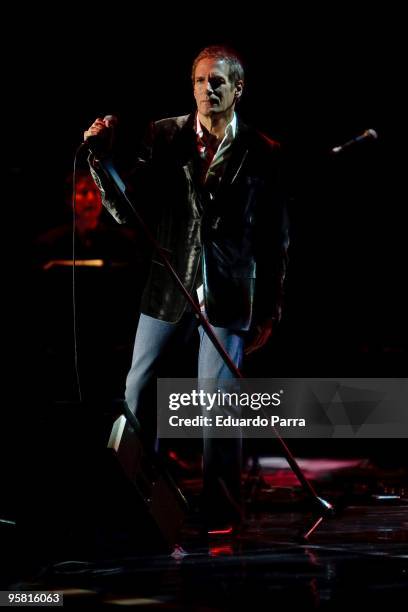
[197,109,234,140]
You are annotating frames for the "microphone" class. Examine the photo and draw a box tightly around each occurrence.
[101,114,118,129]
[82,114,118,155]
[331,129,378,154]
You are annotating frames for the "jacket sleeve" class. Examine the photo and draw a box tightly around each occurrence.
[88,121,155,225]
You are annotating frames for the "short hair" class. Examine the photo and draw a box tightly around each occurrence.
[191,45,245,86]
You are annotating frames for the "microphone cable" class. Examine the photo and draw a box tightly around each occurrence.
[70,119,116,402]
[71,146,84,402]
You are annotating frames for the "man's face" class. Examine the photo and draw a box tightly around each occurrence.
[75,177,102,228]
[193,58,241,117]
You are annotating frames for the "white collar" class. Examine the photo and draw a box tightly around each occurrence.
[195,112,237,140]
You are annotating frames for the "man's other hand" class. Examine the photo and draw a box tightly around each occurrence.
[244,319,274,355]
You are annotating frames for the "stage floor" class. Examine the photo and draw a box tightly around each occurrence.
[1,453,407,610]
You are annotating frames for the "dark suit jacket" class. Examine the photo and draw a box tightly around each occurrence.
[91,113,289,331]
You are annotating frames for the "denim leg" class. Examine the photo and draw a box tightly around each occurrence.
[198,324,244,379]
[198,322,245,528]
[125,313,196,449]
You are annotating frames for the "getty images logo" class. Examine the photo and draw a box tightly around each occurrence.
[168,389,283,411]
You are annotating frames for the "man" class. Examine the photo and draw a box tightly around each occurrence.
[85,45,289,532]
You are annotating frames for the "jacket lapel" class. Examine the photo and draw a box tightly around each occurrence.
[175,114,251,210]
[217,118,250,191]
[175,114,207,213]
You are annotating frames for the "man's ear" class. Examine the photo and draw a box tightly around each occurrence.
[234,80,244,101]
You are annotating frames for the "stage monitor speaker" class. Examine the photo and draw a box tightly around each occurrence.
[13,401,188,560]
[108,414,188,551]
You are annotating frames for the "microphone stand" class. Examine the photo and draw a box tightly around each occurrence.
[86,147,334,537]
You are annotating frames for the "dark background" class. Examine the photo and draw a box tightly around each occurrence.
[3,13,407,519]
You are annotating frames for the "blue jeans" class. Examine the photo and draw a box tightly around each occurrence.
[125,312,245,527]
